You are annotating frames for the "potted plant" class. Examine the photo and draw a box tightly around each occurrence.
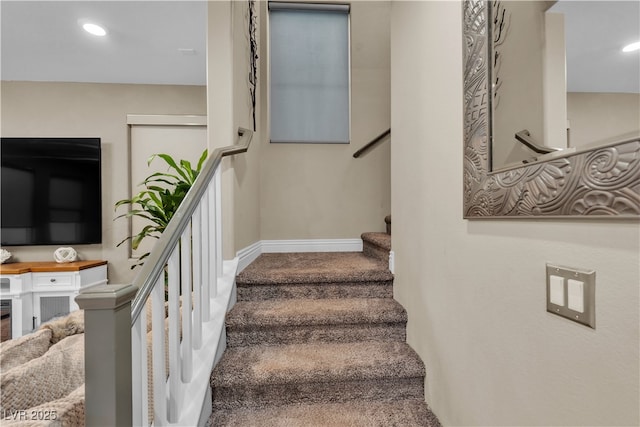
[115,149,208,268]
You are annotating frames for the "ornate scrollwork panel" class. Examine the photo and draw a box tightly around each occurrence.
[462,0,640,218]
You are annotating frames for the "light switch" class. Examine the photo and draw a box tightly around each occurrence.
[546,264,595,328]
[549,275,565,306]
[567,279,584,313]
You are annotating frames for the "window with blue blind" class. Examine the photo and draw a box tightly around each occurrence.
[269,2,350,144]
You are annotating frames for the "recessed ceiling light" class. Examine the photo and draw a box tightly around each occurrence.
[622,41,640,53]
[82,23,107,37]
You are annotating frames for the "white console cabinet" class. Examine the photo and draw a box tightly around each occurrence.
[0,261,107,340]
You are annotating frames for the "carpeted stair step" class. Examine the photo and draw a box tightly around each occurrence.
[362,232,391,262]
[210,399,441,427]
[236,252,393,301]
[226,298,407,347]
[211,341,425,411]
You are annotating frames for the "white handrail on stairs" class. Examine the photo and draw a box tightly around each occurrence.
[77,127,252,427]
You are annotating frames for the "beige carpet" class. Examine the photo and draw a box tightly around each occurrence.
[226,298,408,347]
[237,252,392,285]
[210,246,441,426]
[227,297,406,327]
[212,400,440,427]
[236,252,394,301]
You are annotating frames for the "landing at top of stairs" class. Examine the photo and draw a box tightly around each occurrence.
[237,252,392,285]
[361,232,391,251]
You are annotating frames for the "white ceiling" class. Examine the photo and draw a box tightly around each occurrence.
[1,1,638,92]
[550,0,639,93]
[1,1,207,86]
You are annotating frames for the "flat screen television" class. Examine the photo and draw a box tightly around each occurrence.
[1,137,102,246]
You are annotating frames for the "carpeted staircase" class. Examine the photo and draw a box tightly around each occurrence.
[209,217,441,426]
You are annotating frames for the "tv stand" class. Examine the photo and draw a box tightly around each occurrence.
[0,260,107,340]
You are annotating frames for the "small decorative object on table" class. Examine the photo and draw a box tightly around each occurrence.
[54,247,77,263]
[0,249,11,264]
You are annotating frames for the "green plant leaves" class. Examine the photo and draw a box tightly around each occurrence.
[114,149,208,268]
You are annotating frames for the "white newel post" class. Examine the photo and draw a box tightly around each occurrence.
[76,284,138,427]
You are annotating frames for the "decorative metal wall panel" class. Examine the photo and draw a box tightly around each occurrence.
[462,0,640,218]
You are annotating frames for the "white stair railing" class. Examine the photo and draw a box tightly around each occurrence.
[76,128,253,427]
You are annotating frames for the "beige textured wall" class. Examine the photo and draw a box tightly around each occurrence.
[258,1,391,240]
[207,1,237,259]
[543,11,568,149]
[232,0,262,252]
[207,0,264,258]
[391,2,639,426]
[493,1,550,170]
[567,92,640,148]
[1,81,206,284]
[207,0,391,251]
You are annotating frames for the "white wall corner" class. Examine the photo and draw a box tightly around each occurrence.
[389,250,395,274]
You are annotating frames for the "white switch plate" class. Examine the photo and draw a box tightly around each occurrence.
[546,264,595,328]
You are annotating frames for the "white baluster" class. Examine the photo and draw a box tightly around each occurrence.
[167,248,180,423]
[180,227,193,382]
[200,193,211,320]
[151,276,167,426]
[132,302,150,426]
[208,182,217,298]
[131,311,143,426]
[192,205,202,349]
[214,168,223,283]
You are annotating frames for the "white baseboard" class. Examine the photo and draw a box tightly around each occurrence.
[236,239,363,272]
[389,250,395,274]
[236,241,262,273]
[261,238,363,253]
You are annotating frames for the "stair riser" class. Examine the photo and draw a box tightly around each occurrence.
[363,242,390,263]
[210,400,436,427]
[227,323,406,347]
[212,377,425,411]
[237,281,393,302]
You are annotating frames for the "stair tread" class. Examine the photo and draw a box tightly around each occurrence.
[361,232,391,251]
[212,245,441,426]
[211,399,440,427]
[227,298,407,328]
[212,341,425,388]
[237,252,392,285]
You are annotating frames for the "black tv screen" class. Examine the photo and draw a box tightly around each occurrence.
[1,137,102,246]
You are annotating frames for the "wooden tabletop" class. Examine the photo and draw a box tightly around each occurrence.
[0,260,107,275]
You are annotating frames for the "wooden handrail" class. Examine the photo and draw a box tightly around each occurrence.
[353,128,391,158]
